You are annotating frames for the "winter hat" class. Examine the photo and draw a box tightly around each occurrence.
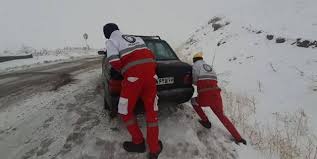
[193,52,203,59]
[103,23,119,39]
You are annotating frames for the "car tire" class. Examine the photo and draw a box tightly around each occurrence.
[103,95,110,110]
[103,82,111,110]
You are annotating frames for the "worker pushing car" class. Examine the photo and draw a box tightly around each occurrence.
[103,23,162,159]
[191,52,247,145]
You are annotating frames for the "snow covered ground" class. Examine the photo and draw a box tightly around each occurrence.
[0,64,243,159]
[0,47,98,73]
[177,12,317,159]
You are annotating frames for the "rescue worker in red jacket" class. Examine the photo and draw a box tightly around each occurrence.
[103,23,163,159]
[191,52,247,145]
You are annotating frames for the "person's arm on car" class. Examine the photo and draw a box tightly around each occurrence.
[106,40,122,72]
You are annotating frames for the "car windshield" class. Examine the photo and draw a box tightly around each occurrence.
[145,40,178,60]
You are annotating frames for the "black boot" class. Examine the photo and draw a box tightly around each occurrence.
[123,141,146,153]
[199,120,212,129]
[235,138,247,145]
[148,140,163,159]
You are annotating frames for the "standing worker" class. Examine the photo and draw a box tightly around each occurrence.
[191,52,247,145]
[103,23,163,159]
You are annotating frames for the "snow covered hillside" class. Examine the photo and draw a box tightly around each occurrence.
[0,47,98,73]
[177,14,317,159]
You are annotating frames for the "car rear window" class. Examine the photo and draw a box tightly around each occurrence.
[145,41,178,60]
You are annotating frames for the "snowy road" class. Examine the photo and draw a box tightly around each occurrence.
[0,57,100,100]
[0,57,238,159]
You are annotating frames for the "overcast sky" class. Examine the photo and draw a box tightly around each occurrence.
[2,0,315,52]
[0,0,248,51]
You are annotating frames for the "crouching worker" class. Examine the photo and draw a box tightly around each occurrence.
[191,52,247,145]
[103,23,163,158]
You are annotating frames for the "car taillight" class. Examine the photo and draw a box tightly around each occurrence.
[183,74,192,85]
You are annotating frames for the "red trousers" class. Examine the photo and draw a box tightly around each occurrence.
[118,62,160,153]
[192,80,242,141]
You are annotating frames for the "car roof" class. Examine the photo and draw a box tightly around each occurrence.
[127,35,162,40]
[127,35,180,61]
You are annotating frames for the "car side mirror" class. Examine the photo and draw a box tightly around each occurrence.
[98,50,107,56]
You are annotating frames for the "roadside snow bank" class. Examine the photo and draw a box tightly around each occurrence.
[0,47,98,73]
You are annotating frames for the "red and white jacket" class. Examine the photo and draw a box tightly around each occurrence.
[105,30,155,74]
[192,60,219,93]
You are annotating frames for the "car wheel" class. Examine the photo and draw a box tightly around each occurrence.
[103,96,109,110]
[103,82,111,110]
